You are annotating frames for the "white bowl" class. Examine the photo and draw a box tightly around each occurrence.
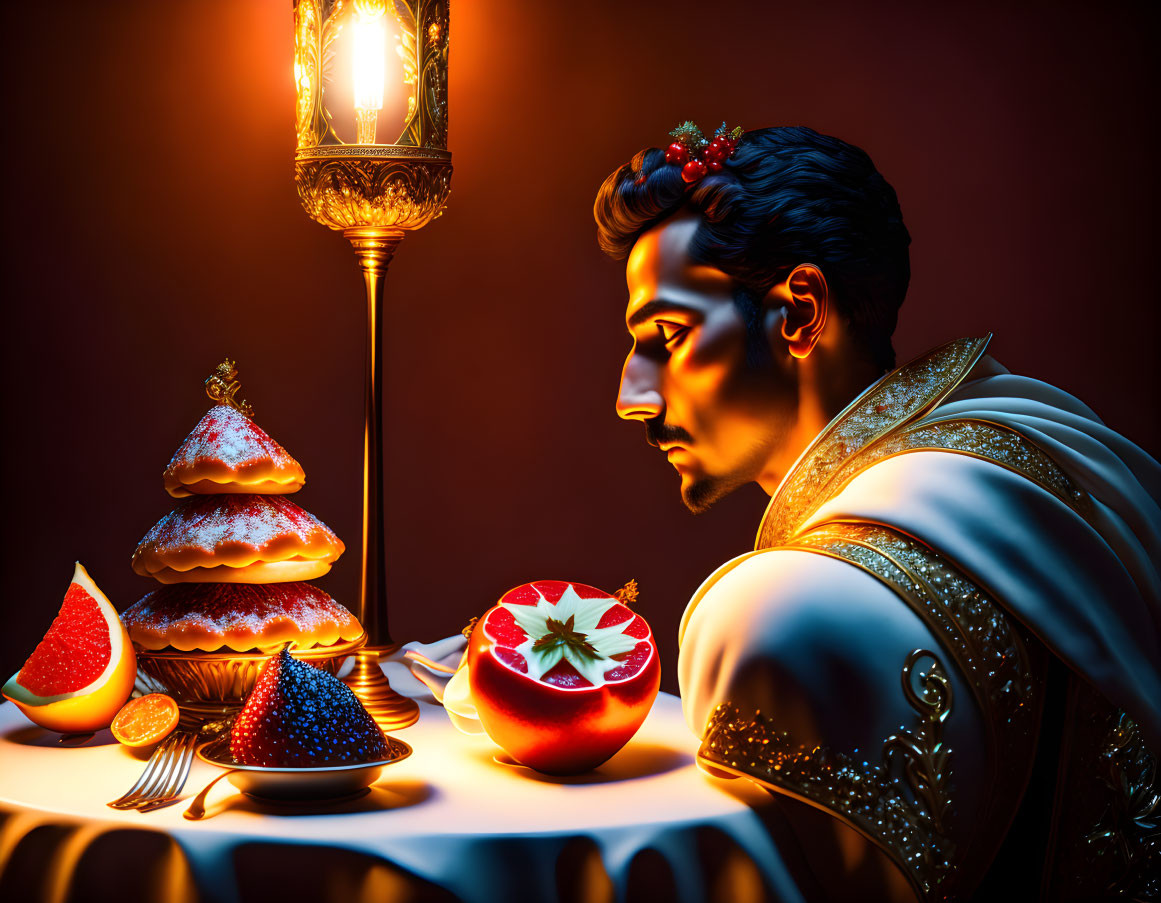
[195,733,411,801]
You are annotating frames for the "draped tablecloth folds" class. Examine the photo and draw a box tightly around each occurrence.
[0,647,803,903]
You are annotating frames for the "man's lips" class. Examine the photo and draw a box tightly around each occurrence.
[665,446,696,474]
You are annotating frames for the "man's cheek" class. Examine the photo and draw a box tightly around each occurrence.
[682,367,730,403]
[688,323,747,371]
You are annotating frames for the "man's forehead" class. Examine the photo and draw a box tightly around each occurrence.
[626,215,699,287]
[624,214,733,321]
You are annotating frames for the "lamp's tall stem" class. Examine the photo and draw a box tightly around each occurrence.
[349,226,400,647]
[341,225,419,731]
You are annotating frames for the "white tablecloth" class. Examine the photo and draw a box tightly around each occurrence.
[0,661,803,903]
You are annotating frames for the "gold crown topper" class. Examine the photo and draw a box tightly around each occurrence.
[205,358,254,418]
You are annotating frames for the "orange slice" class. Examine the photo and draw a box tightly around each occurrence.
[111,694,180,747]
[2,562,137,733]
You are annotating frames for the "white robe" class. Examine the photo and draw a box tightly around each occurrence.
[678,341,1161,898]
[679,353,1161,748]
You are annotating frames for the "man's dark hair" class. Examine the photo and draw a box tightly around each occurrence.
[593,126,911,371]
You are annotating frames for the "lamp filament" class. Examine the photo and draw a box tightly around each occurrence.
[352,11,386,145]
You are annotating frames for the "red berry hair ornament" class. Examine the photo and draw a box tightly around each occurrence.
[667,121,744,183]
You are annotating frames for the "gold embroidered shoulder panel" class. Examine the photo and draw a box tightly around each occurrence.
[756,336,1096,549]
[791,522,1044,748]
[826,417,1092,523]
[757,335,991,549]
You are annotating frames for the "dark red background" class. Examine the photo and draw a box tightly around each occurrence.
[2,0,1158,693]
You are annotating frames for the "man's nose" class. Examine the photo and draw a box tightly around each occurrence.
[616,352,664,421]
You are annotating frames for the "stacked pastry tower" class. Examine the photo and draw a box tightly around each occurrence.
[124,361,363,711]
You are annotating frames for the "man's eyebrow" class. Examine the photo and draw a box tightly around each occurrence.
[627,298,698,329]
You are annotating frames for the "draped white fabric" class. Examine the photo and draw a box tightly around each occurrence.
[0,681,802,903]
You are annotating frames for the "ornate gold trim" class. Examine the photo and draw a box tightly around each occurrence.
[294,156,452,232]
[819,417,1092,523]
[699,649,956,900]
[790,523,1045,861]
[295,145,452,162]
[1087,710,1161,898]
[1042,680,1161,900]
[756,336,991,549]
[135,634,366,715]
[792,523,1041,735]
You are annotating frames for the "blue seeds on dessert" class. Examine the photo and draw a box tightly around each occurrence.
[230,648,389,767]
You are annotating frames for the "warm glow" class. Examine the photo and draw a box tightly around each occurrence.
[352,10,387,145]
[352,15,386,112]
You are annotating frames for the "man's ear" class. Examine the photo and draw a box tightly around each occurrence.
[770,264,828,359]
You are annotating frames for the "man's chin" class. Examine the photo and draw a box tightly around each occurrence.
[680,473,741,514]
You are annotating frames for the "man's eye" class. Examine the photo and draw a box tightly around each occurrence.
[656,322,689,346]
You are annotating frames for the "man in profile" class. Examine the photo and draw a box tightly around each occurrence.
[594,124,1160,901]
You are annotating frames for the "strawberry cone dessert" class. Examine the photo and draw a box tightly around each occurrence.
[230,648,388,767]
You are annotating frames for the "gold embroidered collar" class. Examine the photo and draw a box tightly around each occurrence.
[755,335,991,550]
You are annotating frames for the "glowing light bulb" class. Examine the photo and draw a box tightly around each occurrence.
[352,12,386,144]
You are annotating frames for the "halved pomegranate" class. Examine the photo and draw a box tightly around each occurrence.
[458,580,660,775]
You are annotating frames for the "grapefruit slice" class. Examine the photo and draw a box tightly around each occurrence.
[2,562,137,732]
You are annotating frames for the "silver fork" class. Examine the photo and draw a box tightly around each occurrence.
[107,731,198,811]
[133,731,199,812]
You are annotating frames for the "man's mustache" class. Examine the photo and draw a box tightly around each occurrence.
[645,420,695,448]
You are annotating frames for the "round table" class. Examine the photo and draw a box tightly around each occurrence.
[0,660,804,903]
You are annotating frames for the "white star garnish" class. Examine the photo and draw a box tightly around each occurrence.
[502,585,639,685]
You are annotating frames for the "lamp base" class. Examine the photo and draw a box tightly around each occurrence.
[344,645,420,731]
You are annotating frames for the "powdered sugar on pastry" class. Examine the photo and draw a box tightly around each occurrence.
[122,582,363,652]
[132,495,344,582]
[163,404,306,497]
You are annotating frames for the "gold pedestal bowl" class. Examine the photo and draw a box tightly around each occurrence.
[135,634,366,726]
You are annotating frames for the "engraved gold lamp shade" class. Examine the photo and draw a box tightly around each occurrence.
[294,0,451,730]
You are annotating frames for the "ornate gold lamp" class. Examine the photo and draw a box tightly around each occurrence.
[293,0,451,730]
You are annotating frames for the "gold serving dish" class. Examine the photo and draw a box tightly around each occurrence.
[135,634,366,722]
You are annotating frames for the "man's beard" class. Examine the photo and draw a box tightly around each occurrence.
[681,471,748,514]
